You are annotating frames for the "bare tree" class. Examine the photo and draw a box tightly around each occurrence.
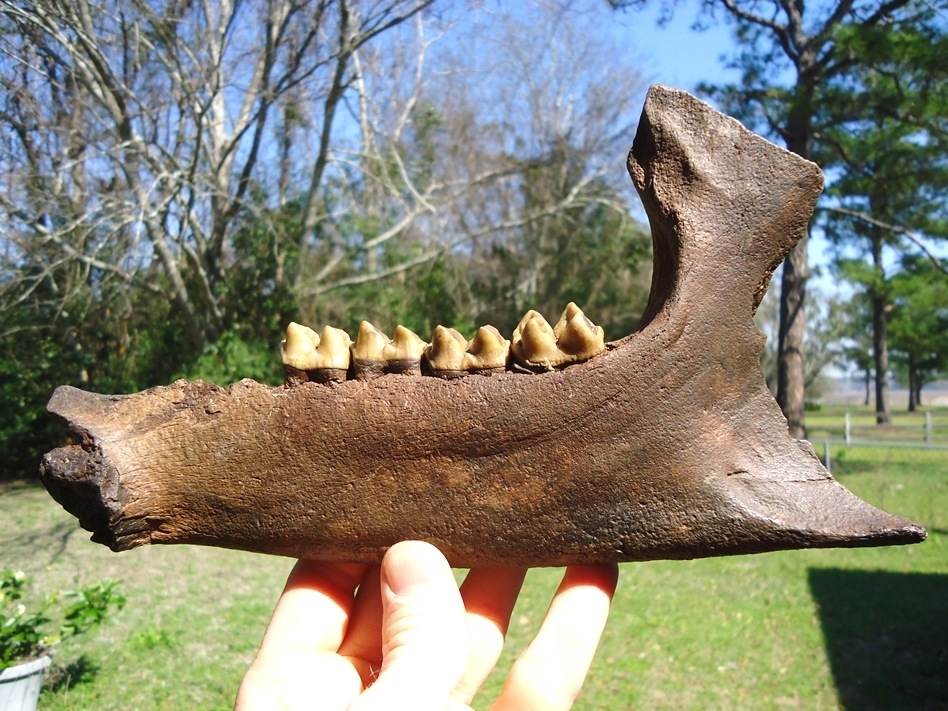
[291,3,652,334]
[0,0,433,351]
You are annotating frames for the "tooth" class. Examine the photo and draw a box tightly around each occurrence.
[352,321,389,362]
[351,322,426,379]
[386,325,427,363]
[511,304,605,371]
[280,323,352,385]
[425,325,510,377]
[314,326,354,371]
[426,326,468,373]
[464,325,510,371]
[511,311,559,370]
[281,322,320,370]
[553,302,605,360]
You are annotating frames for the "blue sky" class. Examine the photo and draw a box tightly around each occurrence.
[609,3,741,94]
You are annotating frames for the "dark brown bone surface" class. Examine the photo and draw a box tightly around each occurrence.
[40,86,926,567]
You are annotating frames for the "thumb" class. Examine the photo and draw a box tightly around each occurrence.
[349,541,469,711]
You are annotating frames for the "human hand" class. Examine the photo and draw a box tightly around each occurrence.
[235,541,618,711]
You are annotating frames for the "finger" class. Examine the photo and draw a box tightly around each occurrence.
[235,560,368,711]
[490,564,619,711]
[349,541,469,711]
[451,567,527,705]
[337,564,384,685]
[255,560,367,657]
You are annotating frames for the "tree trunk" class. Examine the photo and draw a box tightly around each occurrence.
[864,367,871,407]
[907,353,917,412]
[775,80,815,440]
[776,237,808,439]
[871,234,891,424]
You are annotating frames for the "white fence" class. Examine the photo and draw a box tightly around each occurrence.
[818,411,948,473]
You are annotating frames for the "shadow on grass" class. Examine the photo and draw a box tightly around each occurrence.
[809,568,948,711]
[43,655,100,693]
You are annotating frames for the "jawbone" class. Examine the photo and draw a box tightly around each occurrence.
[39,86,926,567]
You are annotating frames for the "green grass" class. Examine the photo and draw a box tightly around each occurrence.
[2,446,945,710]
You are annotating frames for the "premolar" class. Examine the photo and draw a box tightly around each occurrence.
[281,323,353,384]
[351,322,427,379]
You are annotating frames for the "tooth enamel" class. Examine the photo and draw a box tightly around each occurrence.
[511,304,605,370]
[281,322,320,370]
[512,311,559,368]
[281,322,353,384]
[352,321,390,362]
[351,322,427,378]
[387,325,427,362]
[465,325,510,370]
[553,302,605,359]
[314,326,354,370]
[426,326,468,372]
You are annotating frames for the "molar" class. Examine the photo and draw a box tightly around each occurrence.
[425,325,510,378]
[281,323,352,384]
[465,325,510,372]
[554,302,605,360]
[511,303,604,371]
[426,326,468,373]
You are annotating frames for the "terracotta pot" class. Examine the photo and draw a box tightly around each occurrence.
[0,656,52,711]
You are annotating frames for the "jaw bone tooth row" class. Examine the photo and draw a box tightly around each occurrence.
[280,322,353,383]
[280,303,604,383]
[425,325,511,377]
[511,302,605,371]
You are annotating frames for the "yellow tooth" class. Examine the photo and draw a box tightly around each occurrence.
[553,302,605,359]
[351,321,389,362]
[386,325,427,362]
[280,322,320,370]
[512,311,559,369]
[314,325,353,370]
[518,313,560,365]
[511,305,604,370]
[426,326,469,372]
[552,302,583,339]
[351,321,427,378]
[465,325,509,370]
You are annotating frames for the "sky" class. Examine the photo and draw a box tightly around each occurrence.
[608,3,741,93]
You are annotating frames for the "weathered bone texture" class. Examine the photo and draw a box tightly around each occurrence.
[40,86,926,567]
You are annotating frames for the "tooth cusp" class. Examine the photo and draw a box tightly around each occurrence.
[351,321,426,379]
[466,325,510,371]
[555,302,605,360]
[281,322,352,385]
[425,325,510,377]
[511,303,604,371]
[425,326,468,374]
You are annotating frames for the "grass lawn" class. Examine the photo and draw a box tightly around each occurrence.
[1,445,945,710]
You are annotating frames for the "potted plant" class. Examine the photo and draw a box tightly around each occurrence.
[1,569,124,711]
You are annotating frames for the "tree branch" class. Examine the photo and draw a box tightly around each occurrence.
[821,205,948,274]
